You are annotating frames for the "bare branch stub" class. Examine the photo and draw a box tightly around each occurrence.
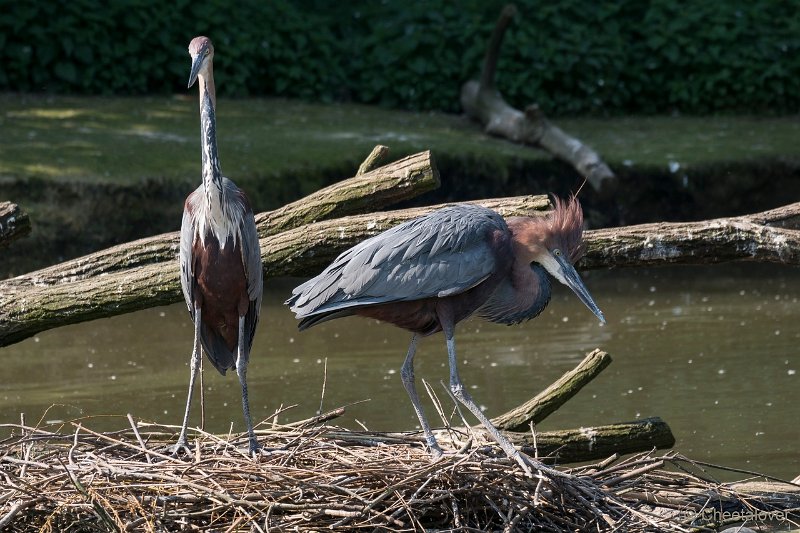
[461,5,616,191]
[479,4,518,91]
[0,202,31,249]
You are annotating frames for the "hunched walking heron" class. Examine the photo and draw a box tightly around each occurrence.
[174,36,263,454]
[286,198,604,473]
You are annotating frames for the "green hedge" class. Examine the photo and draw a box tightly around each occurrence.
[1,0,798,115]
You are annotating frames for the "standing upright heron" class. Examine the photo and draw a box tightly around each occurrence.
[175,36,263,454]
[287,198,604,472]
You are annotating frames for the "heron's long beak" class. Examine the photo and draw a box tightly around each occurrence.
[555,256,606,324]
[188,54,203,88]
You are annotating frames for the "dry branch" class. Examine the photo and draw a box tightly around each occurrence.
[356,144,390,176]
[0,202,30,249]
[582,201,800,270]
[0,417,795,532]
[492,348,611,431]
[461,4,615,190]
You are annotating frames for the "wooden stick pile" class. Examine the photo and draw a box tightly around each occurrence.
[2,413,797,531]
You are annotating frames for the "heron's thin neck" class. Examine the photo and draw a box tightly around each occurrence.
[198,72,223,207]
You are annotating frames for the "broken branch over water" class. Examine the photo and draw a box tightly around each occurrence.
[492,348,611,431]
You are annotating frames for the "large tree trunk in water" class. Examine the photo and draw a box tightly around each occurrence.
[461,5,615,191]
[1,198,798,347]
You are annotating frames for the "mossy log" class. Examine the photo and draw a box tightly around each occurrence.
[582,201,800,270]
[0,202,30,249]
[461,5,615,190]
[327,418,674,465]
[508,417,675,463]
[2,198,799,347]
[263,194,549,277]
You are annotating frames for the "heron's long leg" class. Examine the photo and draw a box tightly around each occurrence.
[236,315,259,454]
[440,313,535,477]
[400,334,443,458]
[173,304,202,452]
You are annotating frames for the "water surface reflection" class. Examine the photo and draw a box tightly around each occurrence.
[1,264,797,479]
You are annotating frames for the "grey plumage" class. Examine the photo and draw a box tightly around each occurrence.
[287,204,508,327]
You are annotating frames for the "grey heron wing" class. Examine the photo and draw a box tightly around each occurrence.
[290,204,508,316]
[237,190,263,352]
[179,187,202,321]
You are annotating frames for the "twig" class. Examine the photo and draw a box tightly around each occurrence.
[318,357,328,416]
[126,414,152,464]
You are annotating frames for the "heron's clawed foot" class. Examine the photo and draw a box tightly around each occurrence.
[425,435,444,460]
[247,438,272,458]
[168,439,193,457]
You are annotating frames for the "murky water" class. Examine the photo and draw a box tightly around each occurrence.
[1,264,797,479]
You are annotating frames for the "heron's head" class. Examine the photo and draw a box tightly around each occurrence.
[188,36,214,88]
[511,196,605,323]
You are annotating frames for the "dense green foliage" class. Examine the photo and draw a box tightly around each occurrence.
[2,0,798,115]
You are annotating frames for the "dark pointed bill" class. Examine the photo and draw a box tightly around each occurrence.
[557,257,605,324]
[188,53,204,88]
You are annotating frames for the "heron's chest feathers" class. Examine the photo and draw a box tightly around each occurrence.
[193,184,246,250]
[477,263,551,325]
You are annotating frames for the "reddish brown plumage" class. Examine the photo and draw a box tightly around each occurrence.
[505,195,586,267]
[544,195,585,263]
[191,230,249,353]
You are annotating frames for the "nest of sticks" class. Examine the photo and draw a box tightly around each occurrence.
[1,409,798,532]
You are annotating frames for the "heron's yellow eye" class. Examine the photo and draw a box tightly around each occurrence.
[205,49,210,56]
[553,249,562,257]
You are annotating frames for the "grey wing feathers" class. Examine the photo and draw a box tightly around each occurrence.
[287,204,507,318]
[179,185,203,321]
[237,190,263,353]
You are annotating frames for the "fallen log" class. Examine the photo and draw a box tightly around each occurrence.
[0,202,30,249]
[263,194,550,277]
[508,417,674,463]
[2,198,798,347]
[582,201,800,270]
[327,417,673,465]
[461,5,615,190]
[0,192,547,347]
